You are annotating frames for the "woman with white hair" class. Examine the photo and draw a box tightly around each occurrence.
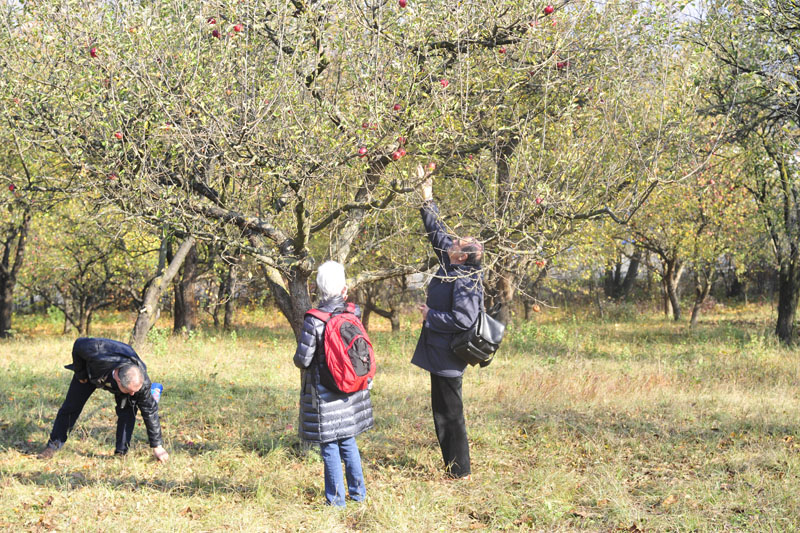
[293,261,374,507]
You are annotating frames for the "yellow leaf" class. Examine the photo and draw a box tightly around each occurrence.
[661,494,678,507]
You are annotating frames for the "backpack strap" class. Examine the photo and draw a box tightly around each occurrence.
[306,308,331,323]
[345,302,356,314]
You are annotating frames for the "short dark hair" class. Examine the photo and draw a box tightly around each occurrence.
[118,364,143,390]
[459,237,483,266]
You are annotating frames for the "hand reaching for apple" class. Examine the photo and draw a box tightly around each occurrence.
[416,163,434,201]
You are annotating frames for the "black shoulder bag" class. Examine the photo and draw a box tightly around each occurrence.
[450,280,506,367]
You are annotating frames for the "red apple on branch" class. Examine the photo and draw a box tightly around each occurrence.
[207,17,216,24]
[399,0,407,7]
[212,29,221,38]
[440,79,449,88]
[89,47,98,58]
[393,103,402,111]
[392,151,402,160]
[233,24,243,32]
[114,131,123,140]
[358,146,368,158]
[544,5,554,15]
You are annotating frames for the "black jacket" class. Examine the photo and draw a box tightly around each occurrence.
[411,201,482,377]
[293,297,374,443]
[67,337,163,448]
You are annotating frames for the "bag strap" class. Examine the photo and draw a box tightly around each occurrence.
[307,301,357,324]
[306,308,331,323]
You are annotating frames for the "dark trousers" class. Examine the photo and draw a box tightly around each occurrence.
[48,375,137,454]
[430,373,471,478]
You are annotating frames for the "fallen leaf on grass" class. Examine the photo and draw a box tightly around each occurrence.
[597,498,611,507]
[513,514,533,526]
[661,494,678,507]
[179,506,194,519]
[571,508,600,519]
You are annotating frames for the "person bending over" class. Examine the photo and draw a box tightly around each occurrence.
[39,337,169,462]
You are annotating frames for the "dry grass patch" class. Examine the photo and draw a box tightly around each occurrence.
[1,304,799,531]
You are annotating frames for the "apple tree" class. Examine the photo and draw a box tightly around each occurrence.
[21,199,158,335]
[690,0,800,342]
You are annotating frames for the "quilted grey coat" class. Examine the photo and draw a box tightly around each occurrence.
[293,296,374,443]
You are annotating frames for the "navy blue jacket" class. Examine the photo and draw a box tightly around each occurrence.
[293,297,374,443]
[66,337,163,447]
[411,201,482,377]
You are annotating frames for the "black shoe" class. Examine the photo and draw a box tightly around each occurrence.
[37,443,59,459]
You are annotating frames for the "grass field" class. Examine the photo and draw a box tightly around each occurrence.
[1,303,799,532]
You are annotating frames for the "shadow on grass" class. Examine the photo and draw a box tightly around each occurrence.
[242,432,310,459]
[0,372,296,458]
[9,469,260,498]
[498,403,798,452]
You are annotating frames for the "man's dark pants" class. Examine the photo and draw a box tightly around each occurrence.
[47,375,137,455]
[430,373,471,478]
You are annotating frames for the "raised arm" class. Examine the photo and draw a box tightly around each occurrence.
[420,200,454,265]
[417,164,453,264]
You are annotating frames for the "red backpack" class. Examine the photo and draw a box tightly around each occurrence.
[306,303,376,394]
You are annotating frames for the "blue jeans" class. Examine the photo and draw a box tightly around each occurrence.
[319,437,365,506]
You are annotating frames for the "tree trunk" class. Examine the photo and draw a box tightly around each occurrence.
[173,243,198,334]
[0,209,31,338]
[364,302,400,332]
[618,249,641,300]
[260,263,312,340]
[85,308,93,336]
[130,236,196,349]
[775,260,800,344]
[212,268,227,329]
[0,282,13,338]
[223,260,238,332]
[663,258,683,321]
[489,262,517,325]
[361,306,371,331]
[690,270,713,329]
[594,284,605,319]
[77,302,88,335]
[603,261,618,299]
[661,279,672,318]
